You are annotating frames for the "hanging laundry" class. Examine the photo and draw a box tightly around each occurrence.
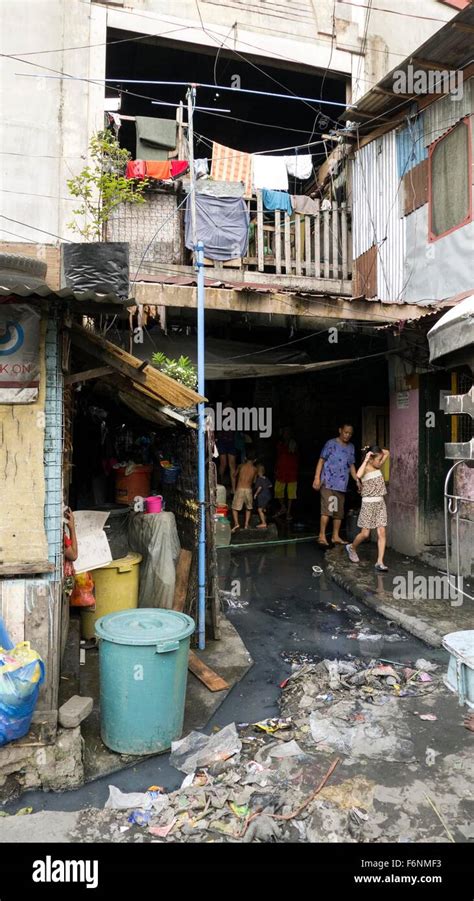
[211,141,252,196]
[135,117,177,161]
[125,160,147,180]
[170,160,189,178]
[184,194,250,261]
[194,158,209,177]
[145,161,172,180]
[252,155,288,191]
[262,189,293,216]
[284,155,313,180]
[292,195,321,215]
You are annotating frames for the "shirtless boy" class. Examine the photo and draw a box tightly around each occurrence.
[232,451,257,533]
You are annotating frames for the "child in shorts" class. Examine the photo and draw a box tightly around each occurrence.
[254,464,272,529]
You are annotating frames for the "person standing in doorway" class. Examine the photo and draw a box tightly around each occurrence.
[232,450,258,533]
[274,427,299,521]
[313,424,360,546]
[345,445,390,571]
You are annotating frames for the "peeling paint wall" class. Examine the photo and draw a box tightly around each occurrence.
[0,319,48,565]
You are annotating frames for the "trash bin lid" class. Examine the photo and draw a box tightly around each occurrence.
[95,608,195,645]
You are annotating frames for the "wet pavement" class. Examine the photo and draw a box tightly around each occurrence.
[4,542,448,815]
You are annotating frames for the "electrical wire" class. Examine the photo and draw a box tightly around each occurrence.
[0,214,70,243]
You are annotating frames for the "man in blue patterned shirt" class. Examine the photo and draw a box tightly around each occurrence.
[313,424,361,546]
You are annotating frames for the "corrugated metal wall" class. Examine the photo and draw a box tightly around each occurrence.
[352,130,406,302]
[424,76,474,147]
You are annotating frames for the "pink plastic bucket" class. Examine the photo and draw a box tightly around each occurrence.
[145,495,163,514]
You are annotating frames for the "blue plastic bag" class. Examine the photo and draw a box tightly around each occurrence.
[0,643,45,746]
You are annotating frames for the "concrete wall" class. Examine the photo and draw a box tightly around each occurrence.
[454,462,474,579]
[0,0,106,245]
[387,357,421,556]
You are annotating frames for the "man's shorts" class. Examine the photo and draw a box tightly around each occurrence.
[274,480,297,500]
[232,488,253,511]
[320,486,345,520]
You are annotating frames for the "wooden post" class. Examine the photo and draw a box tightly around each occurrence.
[313,200,321,278]
[304,216,311,276]
[295,213,302,276]
[275,210,282,275]
[172,549,193,612]
[284,213,291,274]
[332,200,339,279]
[341,201,348,280]
[323,207,330,279]
[256,190,264,272]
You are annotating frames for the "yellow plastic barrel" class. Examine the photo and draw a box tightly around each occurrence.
[81,553,142,640]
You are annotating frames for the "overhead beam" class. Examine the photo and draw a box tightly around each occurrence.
[64,366,113,386]
[134,281,433,325]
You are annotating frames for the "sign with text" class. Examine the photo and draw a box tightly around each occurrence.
[0,303,40,403]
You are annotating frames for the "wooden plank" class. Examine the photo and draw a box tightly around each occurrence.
[295,213,302,276]
[188,650,229,692]
[304,216,311,276]
[284,213,291,274]
[64,366,113,386]
[332,201,339,279]
[70,324,205,408]
[0,562,55,576]
[256,190,264,272]
[323,208,330,279]
[313,200,320,278]
[341,201,348,280]
[172,549,193,612]
[274,210,282,275]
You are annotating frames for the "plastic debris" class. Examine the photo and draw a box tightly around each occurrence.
[128,809,153,827]
[105,785,167,812]
[148,819,176,838]
[419,672,433,683]
[170,722,242,774]
[220,590,249,610]
[418,714,437,721]
[312,566,323,575]
[15,807,33,816]
[346,605,361,614]
[229,802,249,818]
[252,717,293,734]
[415,659,438,672]
[266,739,303,759]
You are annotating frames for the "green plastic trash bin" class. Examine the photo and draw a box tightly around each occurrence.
[95,608,195,755]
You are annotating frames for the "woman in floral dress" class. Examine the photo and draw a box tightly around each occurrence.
[345,445,390,571]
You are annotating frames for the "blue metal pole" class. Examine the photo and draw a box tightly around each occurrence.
[196,241,206,650]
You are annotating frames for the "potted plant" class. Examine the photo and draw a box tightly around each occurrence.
[63,129,148,298]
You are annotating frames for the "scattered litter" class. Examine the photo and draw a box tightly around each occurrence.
[252,717,293,734]
[347,605,361,614]
[220,590,249,610]
[312,566,323,575]
[105,785,167,812]
[419,672,433,683]
[309,701,415,760]
[148,819,177,838]
[229,802,249,818]
[417,714,437,722]
[170,722,241,774]
[350,807,370,823]
[415,659,438,672]
[281,651,321,666]
[357,632,383,642]
[180,773,195,789]
[15,807,33,816]
[266,739,303,759]
[119,826,130,833]
[128,809,153,827]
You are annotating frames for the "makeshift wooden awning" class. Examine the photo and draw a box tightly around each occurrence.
[69,323,206,410]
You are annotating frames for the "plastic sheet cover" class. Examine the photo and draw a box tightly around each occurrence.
[63,242,129,299]
[128,512,181,609]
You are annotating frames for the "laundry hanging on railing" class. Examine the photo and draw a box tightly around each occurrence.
[284,155,313,180]
[184,194,250,261]
[210,141,253,196]
[125,160,189,180]
[252,155,288,191]
[262,189,293,215]
[135,116,177,161]
[292,195,321,215]
[194,158,209,177]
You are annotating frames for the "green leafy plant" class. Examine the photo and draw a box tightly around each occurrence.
[67,130,148,241]
[151,352,197,389]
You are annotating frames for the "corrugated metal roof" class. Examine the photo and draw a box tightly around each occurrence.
[343,5,474,132]
[374,290,472,329]
[423,77,474,146]
[0,282,129,308]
